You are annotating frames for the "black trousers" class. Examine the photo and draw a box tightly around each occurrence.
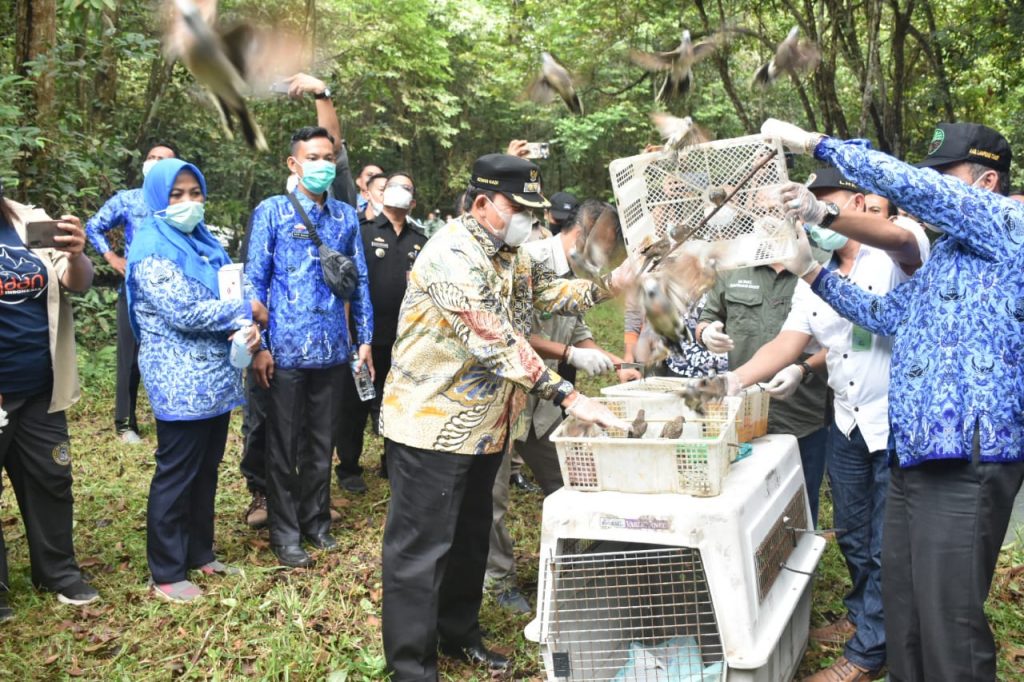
[335,345,391,478]
[0,392,82,593]
[382,439,503,682]
[266,366,341,545]
[239,370,269,494]
[114,289,141,433]
[883,451,1024,682]
[147,413,230,583]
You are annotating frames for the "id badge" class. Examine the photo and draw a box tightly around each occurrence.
[851,324,872,352]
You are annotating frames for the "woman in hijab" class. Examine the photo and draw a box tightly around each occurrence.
[0,182,97,620]
[127,159,266,603]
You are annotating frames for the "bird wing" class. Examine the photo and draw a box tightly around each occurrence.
[690,39,720,62]
[629,48,675,72]
[218,22,310,94]
[526,76,558,104]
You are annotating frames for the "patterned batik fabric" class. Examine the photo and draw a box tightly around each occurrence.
[811,136,1024,466]
[85,188,150,256]
[664,296,729,378]
[129,256,250,421]
[245,192,373,370]
[379,215,605,456]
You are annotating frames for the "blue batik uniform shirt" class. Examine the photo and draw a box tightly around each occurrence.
[245,190,372,369]
[86,188,151,256]
[808,137,1024,467]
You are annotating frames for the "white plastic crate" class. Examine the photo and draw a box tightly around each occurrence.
[602,379,771,443]
[608,135,797,270]
[550,398,739,496]
[526,435,826,682]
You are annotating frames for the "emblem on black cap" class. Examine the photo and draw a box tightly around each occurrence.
[927,128,945,156]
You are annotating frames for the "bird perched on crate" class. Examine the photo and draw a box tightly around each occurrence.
[629,29,726,100]
[527,52,584,115]
[163,0,306,150]
[752,26,821,87]
[628,409,648,439]
[659,415,686,439]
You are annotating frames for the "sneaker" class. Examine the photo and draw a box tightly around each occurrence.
[809,614,857,645]
[495,587,532,614]
[56,579,99,606]
[119,430,143,445]
[801,655,882,681]
[193,560,243,577]
[244,491,268,529]
[0,593,13,622]
[150,579,203,603]
[339,473,368,494]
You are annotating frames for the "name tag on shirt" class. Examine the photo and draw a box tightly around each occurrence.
[851,324,872,352]
[292,223,312,240]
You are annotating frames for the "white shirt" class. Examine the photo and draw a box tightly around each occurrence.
[782,219,929,451]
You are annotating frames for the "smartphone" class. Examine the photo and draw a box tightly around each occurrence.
[525,142,550,160]
[25,220,63,249]
[269,80,291,95]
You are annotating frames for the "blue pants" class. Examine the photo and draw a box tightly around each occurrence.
[147,413,230,584]
[828,422,888,671]
[797,426,829,526]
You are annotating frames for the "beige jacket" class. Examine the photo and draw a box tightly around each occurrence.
[7,200,85,412]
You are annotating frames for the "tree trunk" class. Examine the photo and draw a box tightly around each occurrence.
[14,0,57,127]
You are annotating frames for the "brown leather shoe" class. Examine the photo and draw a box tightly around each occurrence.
[809,614,856,644]
[244,491,268,528]
[802,656,881,682]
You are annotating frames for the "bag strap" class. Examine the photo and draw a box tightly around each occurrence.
[286,192,324,248]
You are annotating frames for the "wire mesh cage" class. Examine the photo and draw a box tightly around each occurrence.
[528,436,828,682]
[542,541,724,681]
[609,135,796,270]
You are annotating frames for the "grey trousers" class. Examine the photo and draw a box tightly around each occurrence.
[485,421,565,588]
[883,451,1024,682]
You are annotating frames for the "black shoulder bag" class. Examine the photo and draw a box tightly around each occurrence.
[287,193,358,300]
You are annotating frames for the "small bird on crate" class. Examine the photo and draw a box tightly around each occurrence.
[659,415,686,439]
[628,409,648,439]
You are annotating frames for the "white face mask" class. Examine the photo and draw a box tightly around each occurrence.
[382,185,414,210]
[485,198,532,247]
[286,173,299,193]
[142,159,159,177]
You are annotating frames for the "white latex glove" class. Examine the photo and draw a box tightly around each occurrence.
[781,222,819,278]
[761,118,825,155]
[777,182,827,225]
[700,321,734,353]
[567,347,615,376]
[605,257,640,296]
[765,364,803,399]
[565,393,632,431]
[722,371,744,397]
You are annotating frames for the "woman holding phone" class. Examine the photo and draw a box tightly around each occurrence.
[0,181,98,621]
[126,159,265,603]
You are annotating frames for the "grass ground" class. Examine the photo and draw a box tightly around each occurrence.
[1,301,1022,680]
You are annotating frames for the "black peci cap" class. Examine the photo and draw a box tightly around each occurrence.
[915,122,1012,173]
[804,167,862,193]
[470,154,550,208]
[548,191,579,221]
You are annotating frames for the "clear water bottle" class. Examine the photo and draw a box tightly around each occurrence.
[230,322,254,369]
[351,349,375,401]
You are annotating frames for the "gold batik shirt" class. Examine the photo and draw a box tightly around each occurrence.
[379,215,605,455]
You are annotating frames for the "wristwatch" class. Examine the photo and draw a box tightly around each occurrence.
[552,380,575,407]
[798,360,814,384]
[818,202,841,228]
[314,87,332,100]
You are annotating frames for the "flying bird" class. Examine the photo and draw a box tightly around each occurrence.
[650,113,710,154]
[527,52,584,115]
[164,0,306,150]
[568,202,626,285]
[752,26,821,88]
[629,29,724,100]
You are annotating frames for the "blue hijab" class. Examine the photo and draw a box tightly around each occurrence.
[126,158,232,337]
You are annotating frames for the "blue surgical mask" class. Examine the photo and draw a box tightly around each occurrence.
[299,160,336,194]
[157,200,205,233]
[806,196,855,250]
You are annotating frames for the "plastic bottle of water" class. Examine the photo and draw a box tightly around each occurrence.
[351,349,375,401]
[230,322,254,369]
